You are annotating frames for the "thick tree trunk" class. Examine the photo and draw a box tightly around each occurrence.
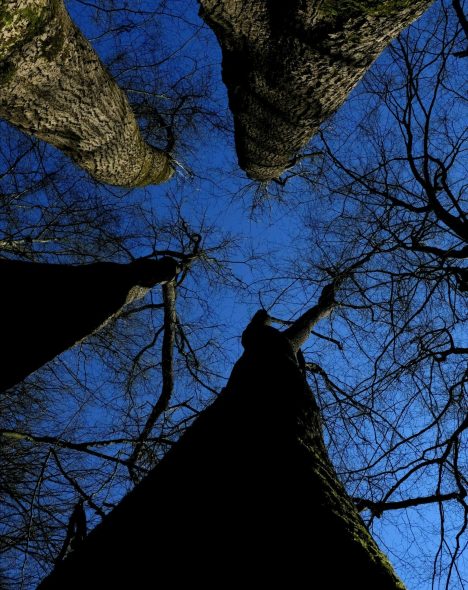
[0,257,179,392]
[0,0,173,187]
[38,321,405,588]
[199,0,434,180]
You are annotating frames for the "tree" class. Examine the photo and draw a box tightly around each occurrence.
[0,256,180,392]
[255,5,467,584]
[0,0,173,186]
[38,304,406,589]
[0,1,466,589]
[199,0,435,180]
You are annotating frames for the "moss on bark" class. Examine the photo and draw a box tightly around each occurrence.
[0,0,51,59]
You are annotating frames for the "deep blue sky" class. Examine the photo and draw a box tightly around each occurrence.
[1,1,466,588]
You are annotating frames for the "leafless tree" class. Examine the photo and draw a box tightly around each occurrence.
[252,4,466,587]
[0,1,466,589]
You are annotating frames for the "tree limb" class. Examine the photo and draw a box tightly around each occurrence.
[0,429,147,468]
[283,280,339,352]
[128,279,177,479]
[354,491,466,516]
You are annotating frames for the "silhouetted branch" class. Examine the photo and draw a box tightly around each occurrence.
[354,491,466,517]
[128,280,177,479]
[0,430,160,468]
[52,450,105,519]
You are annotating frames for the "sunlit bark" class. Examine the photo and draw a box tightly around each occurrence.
[199,0,434,180]
[0,0,173,186]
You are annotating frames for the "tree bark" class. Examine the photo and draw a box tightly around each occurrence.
[284,280,338,351]
[199,0,434,180]
[0,257,179,392]
[0,0,173,187]
[38,318,405,589]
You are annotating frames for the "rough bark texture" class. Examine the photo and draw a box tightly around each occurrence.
[38,321,405,589]
[0,257,179,392]
[199,0,434,180]
[0,0,173,187]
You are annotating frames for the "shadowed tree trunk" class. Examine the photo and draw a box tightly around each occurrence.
[199,0,434,180]
[38,311,405,589]
[0,0,173,187]
[0,257,179,392]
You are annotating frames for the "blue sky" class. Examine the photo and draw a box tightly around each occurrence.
[1,1,466,588]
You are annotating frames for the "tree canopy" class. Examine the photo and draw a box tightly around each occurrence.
[0,1,466,589]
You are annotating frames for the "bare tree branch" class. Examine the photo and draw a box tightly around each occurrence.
[354,491,466,516]
[127,279,177,479]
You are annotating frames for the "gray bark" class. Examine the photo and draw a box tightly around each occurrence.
[199,0,434,180]
[0,0,173,187]
[284,280,337,351]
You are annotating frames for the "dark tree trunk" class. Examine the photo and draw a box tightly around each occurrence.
[199,0,434,180]
[0,257,178,392]
[38,323,405,588]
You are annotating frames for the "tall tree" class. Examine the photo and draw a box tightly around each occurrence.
[199,0,435,180]
[38,304,405,589]
[0,256,180,393]
[0,0,173,186]
[1,2,466,589]
[258,7,467,584]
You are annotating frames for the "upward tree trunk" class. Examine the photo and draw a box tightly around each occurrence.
[0,257,179,392]
[0,0,173,187]
[38,319,405,589]
[199,0,434,180]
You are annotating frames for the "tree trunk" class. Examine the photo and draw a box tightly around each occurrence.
[38,320,405,588]
[0,257,179,392]
[0,0,173,187]
[199,0,434,180]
